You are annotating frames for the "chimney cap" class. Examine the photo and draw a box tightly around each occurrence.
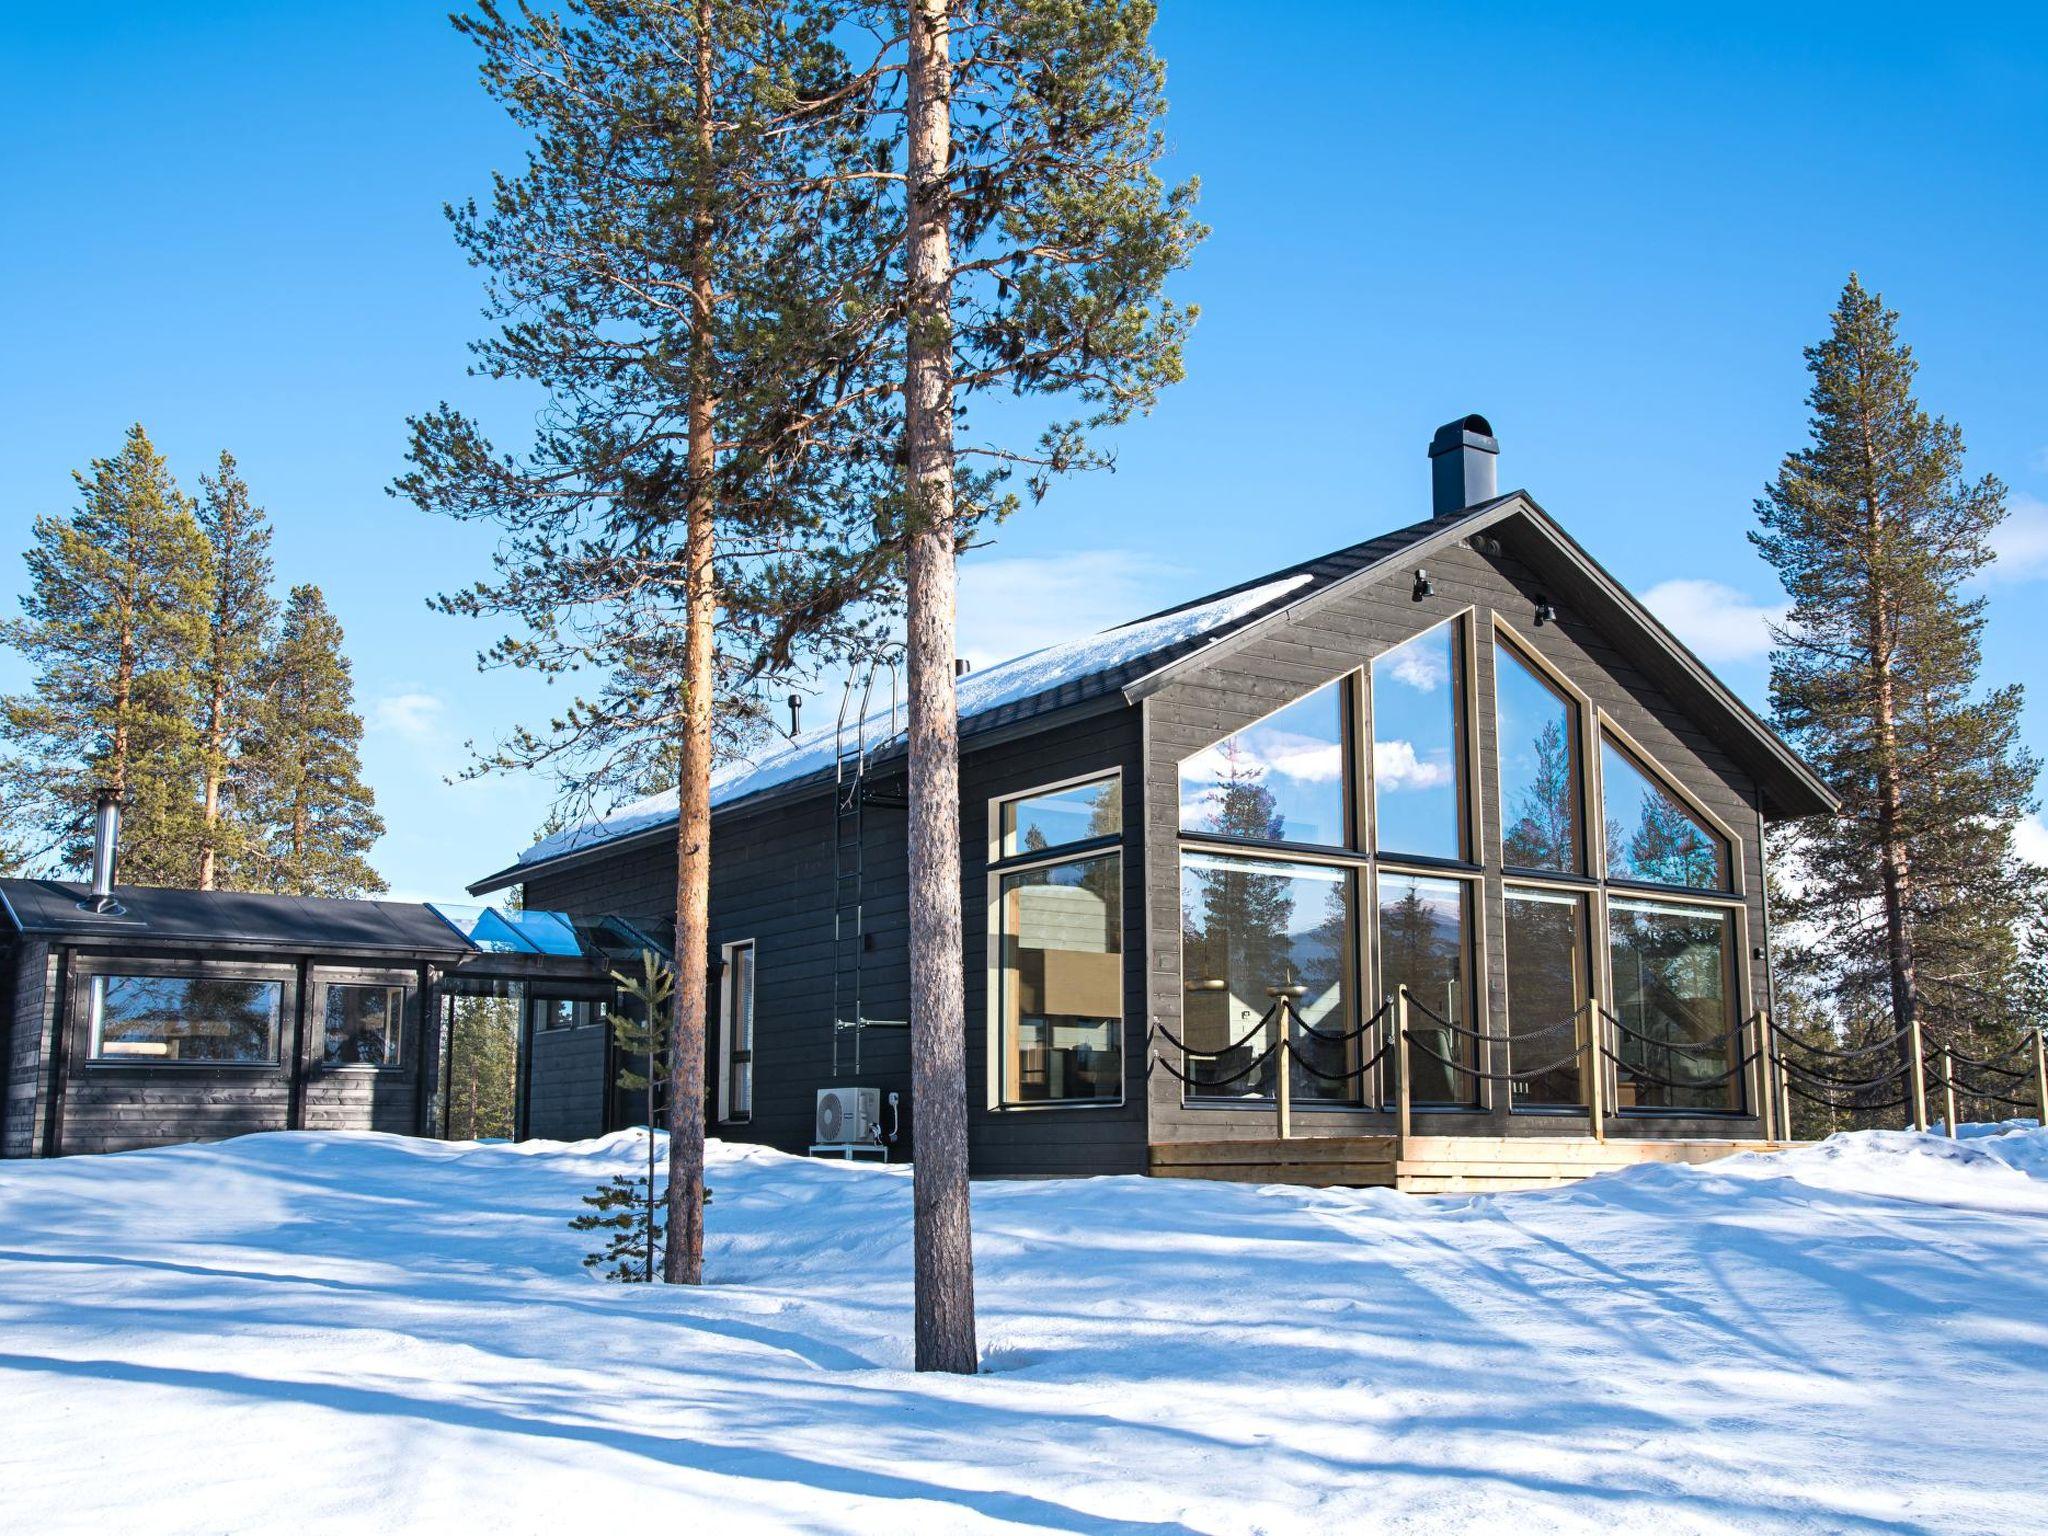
[1428,414,1498,458]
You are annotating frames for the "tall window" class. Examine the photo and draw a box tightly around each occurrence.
[1502,888,1587,1107]
[723,941,756,1121]
[1601,736,1730,890]
[1371,621,1465,860]
[323,982,406,1068]
[1377,871,1473,1105]
[1181,852,1354,1102]
[1496,643,1582,873]
[995,774,1123,1106]
[1179,681,1347,849]
[1608,899,1740,1112]
[88,974,282,1064]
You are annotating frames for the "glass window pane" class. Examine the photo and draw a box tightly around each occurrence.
[1378,871,1474,1105]
[1601,738,1730,890]
[1179,852,1355,1103]
[1178,682,1347,849]
[729,945,755,1118]
[1503,888,1587,1107]
[1496,645,1582,872]
[1372,623,1464,859]
[1607,899,1741,1113]
[89,975,282,1064]
[1001,776,1120,857]
[324,983,405,1067]
[999,854,1123,1104]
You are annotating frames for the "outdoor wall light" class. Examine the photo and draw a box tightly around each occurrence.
[1412,569,1434,601]
[1534,596,1558,626]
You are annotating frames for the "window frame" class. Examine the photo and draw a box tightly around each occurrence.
[1499,880,1594,1113]
[1602,892,1749,1118]
[1491,618,1591,879]
[314,966,416,1074]
[1175,678,1356,854]
[1593,715,1742,897]
[1366,611,1479,868]
[717,938,757,1124]
[985,769,1127,1112]
[1371,860,1485,1111]
[73,954,295,1072]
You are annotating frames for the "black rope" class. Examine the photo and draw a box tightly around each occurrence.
[1767,1023,1911,1064]
[1150,1042,1279,1089]
[1954,1086,2039,1112]
[1943,1042,2036,1072]
[1151,1006,1279,1061]
[1285,1038,1392,1082]
[1781,1077,1910,1113]
[1289,997,1391,1046]
[1405,1030,1585,1084]
[1936,1054,2029,1082]
[1779,1056,1908,1092]
[1600,1006,1747,1055]
[1398,994,1585,1048]
[1600,1043,1759,1090]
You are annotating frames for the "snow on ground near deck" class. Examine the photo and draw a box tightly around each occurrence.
[3,1130,2046,1535]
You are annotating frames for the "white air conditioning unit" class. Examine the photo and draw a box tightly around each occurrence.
[816,1086,883,1146]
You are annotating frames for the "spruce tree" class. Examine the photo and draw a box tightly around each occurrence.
[1754,276,2042,1074]
[241,585,387,897]
[0,425,211,883]
[193,452,278,890]
[404,0,900,1286]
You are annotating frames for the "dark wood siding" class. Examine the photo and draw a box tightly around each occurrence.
[524,704,1150,1176]
[298,964,431,1136]
[1143,531,1773,1147]
[1,940,55,1158]
[527,1022,610,1140]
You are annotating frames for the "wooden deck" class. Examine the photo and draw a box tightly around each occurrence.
[1147,1133,1794,1193]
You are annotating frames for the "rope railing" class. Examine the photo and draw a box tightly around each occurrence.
[1149,1032,1281,1090]
[1405,1029,1587,1085]
[1597,1041,1761,1091]
[1765,1021,1912,1064]
[1289,997,1392,1047]
[1150,1003,1285,1062]
[1285,1036,1392,1082]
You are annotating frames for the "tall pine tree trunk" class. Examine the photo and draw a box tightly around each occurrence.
[198,669,227,889]
[902,0,977,1376]
[663,0,716,1287]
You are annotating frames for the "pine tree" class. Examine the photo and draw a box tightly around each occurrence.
[241,585,386,896]
[404,0,902,1288]
[192,452,277,890]
[863,0,1204,1373]
[1754,275,2042,1074]
[0,425,211,883]
[1504,719,1575,870]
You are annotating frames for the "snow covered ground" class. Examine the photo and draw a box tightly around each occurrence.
[3,1128,2046,1535]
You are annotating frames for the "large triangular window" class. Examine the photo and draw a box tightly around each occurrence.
[1600,736,1730,890]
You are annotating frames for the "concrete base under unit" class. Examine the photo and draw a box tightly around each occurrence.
[1147,1133,1794,1193]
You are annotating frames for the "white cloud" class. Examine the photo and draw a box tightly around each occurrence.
[1988,494,2048,583]
[371,691,448,741]
[956,550,1187,671]
[1641,578,1785,665]
[1372,738,1453,792]
[1383,640,1448,692]
[2015,812,2048,868]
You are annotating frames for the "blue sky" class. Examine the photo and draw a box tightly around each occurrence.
[2,1,2044,899]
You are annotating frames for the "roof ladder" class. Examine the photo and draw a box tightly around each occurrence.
[831,653,907,1075]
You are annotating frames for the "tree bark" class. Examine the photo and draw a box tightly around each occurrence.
[902,0,977,1375]
[663,0,717,1287]
[198,664,227,890]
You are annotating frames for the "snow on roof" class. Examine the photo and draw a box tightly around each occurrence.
[512,571,1314,870]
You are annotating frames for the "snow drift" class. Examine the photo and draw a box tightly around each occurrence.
[2,1126,2045,1533]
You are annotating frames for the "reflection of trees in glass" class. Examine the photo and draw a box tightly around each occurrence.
[444,996,519,1139]
[1212,737,1285,841]
[1504,718,1578,870]
[1504,892,1584,1105]
[1379,876,1468,1103]
[1602,741,1725,888]
[1607,904,1737,1112]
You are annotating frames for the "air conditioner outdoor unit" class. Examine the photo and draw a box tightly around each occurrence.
[816,1086,883,1146]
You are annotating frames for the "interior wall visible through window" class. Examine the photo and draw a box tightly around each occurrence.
[87,973,283,1065]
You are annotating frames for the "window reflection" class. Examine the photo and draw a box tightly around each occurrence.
[1372,623,1464,859]
[1602,738,1729,890]
[89,974,282,1064]
[999,854,1123,1103]
[1497,644,1581,872]
[1503,888,1587,1106]
[1180,852,1354,1102]
[324,983,405,1067]
[1178,682,1347,849]
[1608,899,1740,1112]
[1002,776,1119,857]
[1377,871,1474,1105]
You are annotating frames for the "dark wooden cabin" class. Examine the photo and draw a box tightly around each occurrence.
[0,876,662,1158]
[466,415,1838,1190]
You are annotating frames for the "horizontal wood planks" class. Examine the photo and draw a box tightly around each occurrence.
[1149,1133,1793,1192]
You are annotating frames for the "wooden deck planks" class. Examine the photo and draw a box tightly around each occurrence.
[1147,1134,1793,1192]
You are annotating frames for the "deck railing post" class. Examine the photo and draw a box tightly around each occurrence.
[1276,1001,1292,1142]
[1585,996,1605,1144]
[1395,986,1412,1166]
[1757,1006,1775,1143]
[1938,1044,1958,1139]
[1908,1015,1929,1133]
[2033,1028,2048,1129]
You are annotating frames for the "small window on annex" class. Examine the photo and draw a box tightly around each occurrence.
[1000,776,1120,857]
[1608,898,1741,1113]
[1180,852,1354,1102]
[533,997,601,1032]
[1371,621,1465,861]
[88,974,283,1064]
[996,854,1123,1105]
[1178,681,1348,850]
[1377,871,1474,1105]
[324,982,407,1068]
[1601,737,1729,890]
[1496,642,1582,873]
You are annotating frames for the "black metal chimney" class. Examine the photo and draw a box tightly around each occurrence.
[85,789,123,913]
[1428,414,1499,517]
